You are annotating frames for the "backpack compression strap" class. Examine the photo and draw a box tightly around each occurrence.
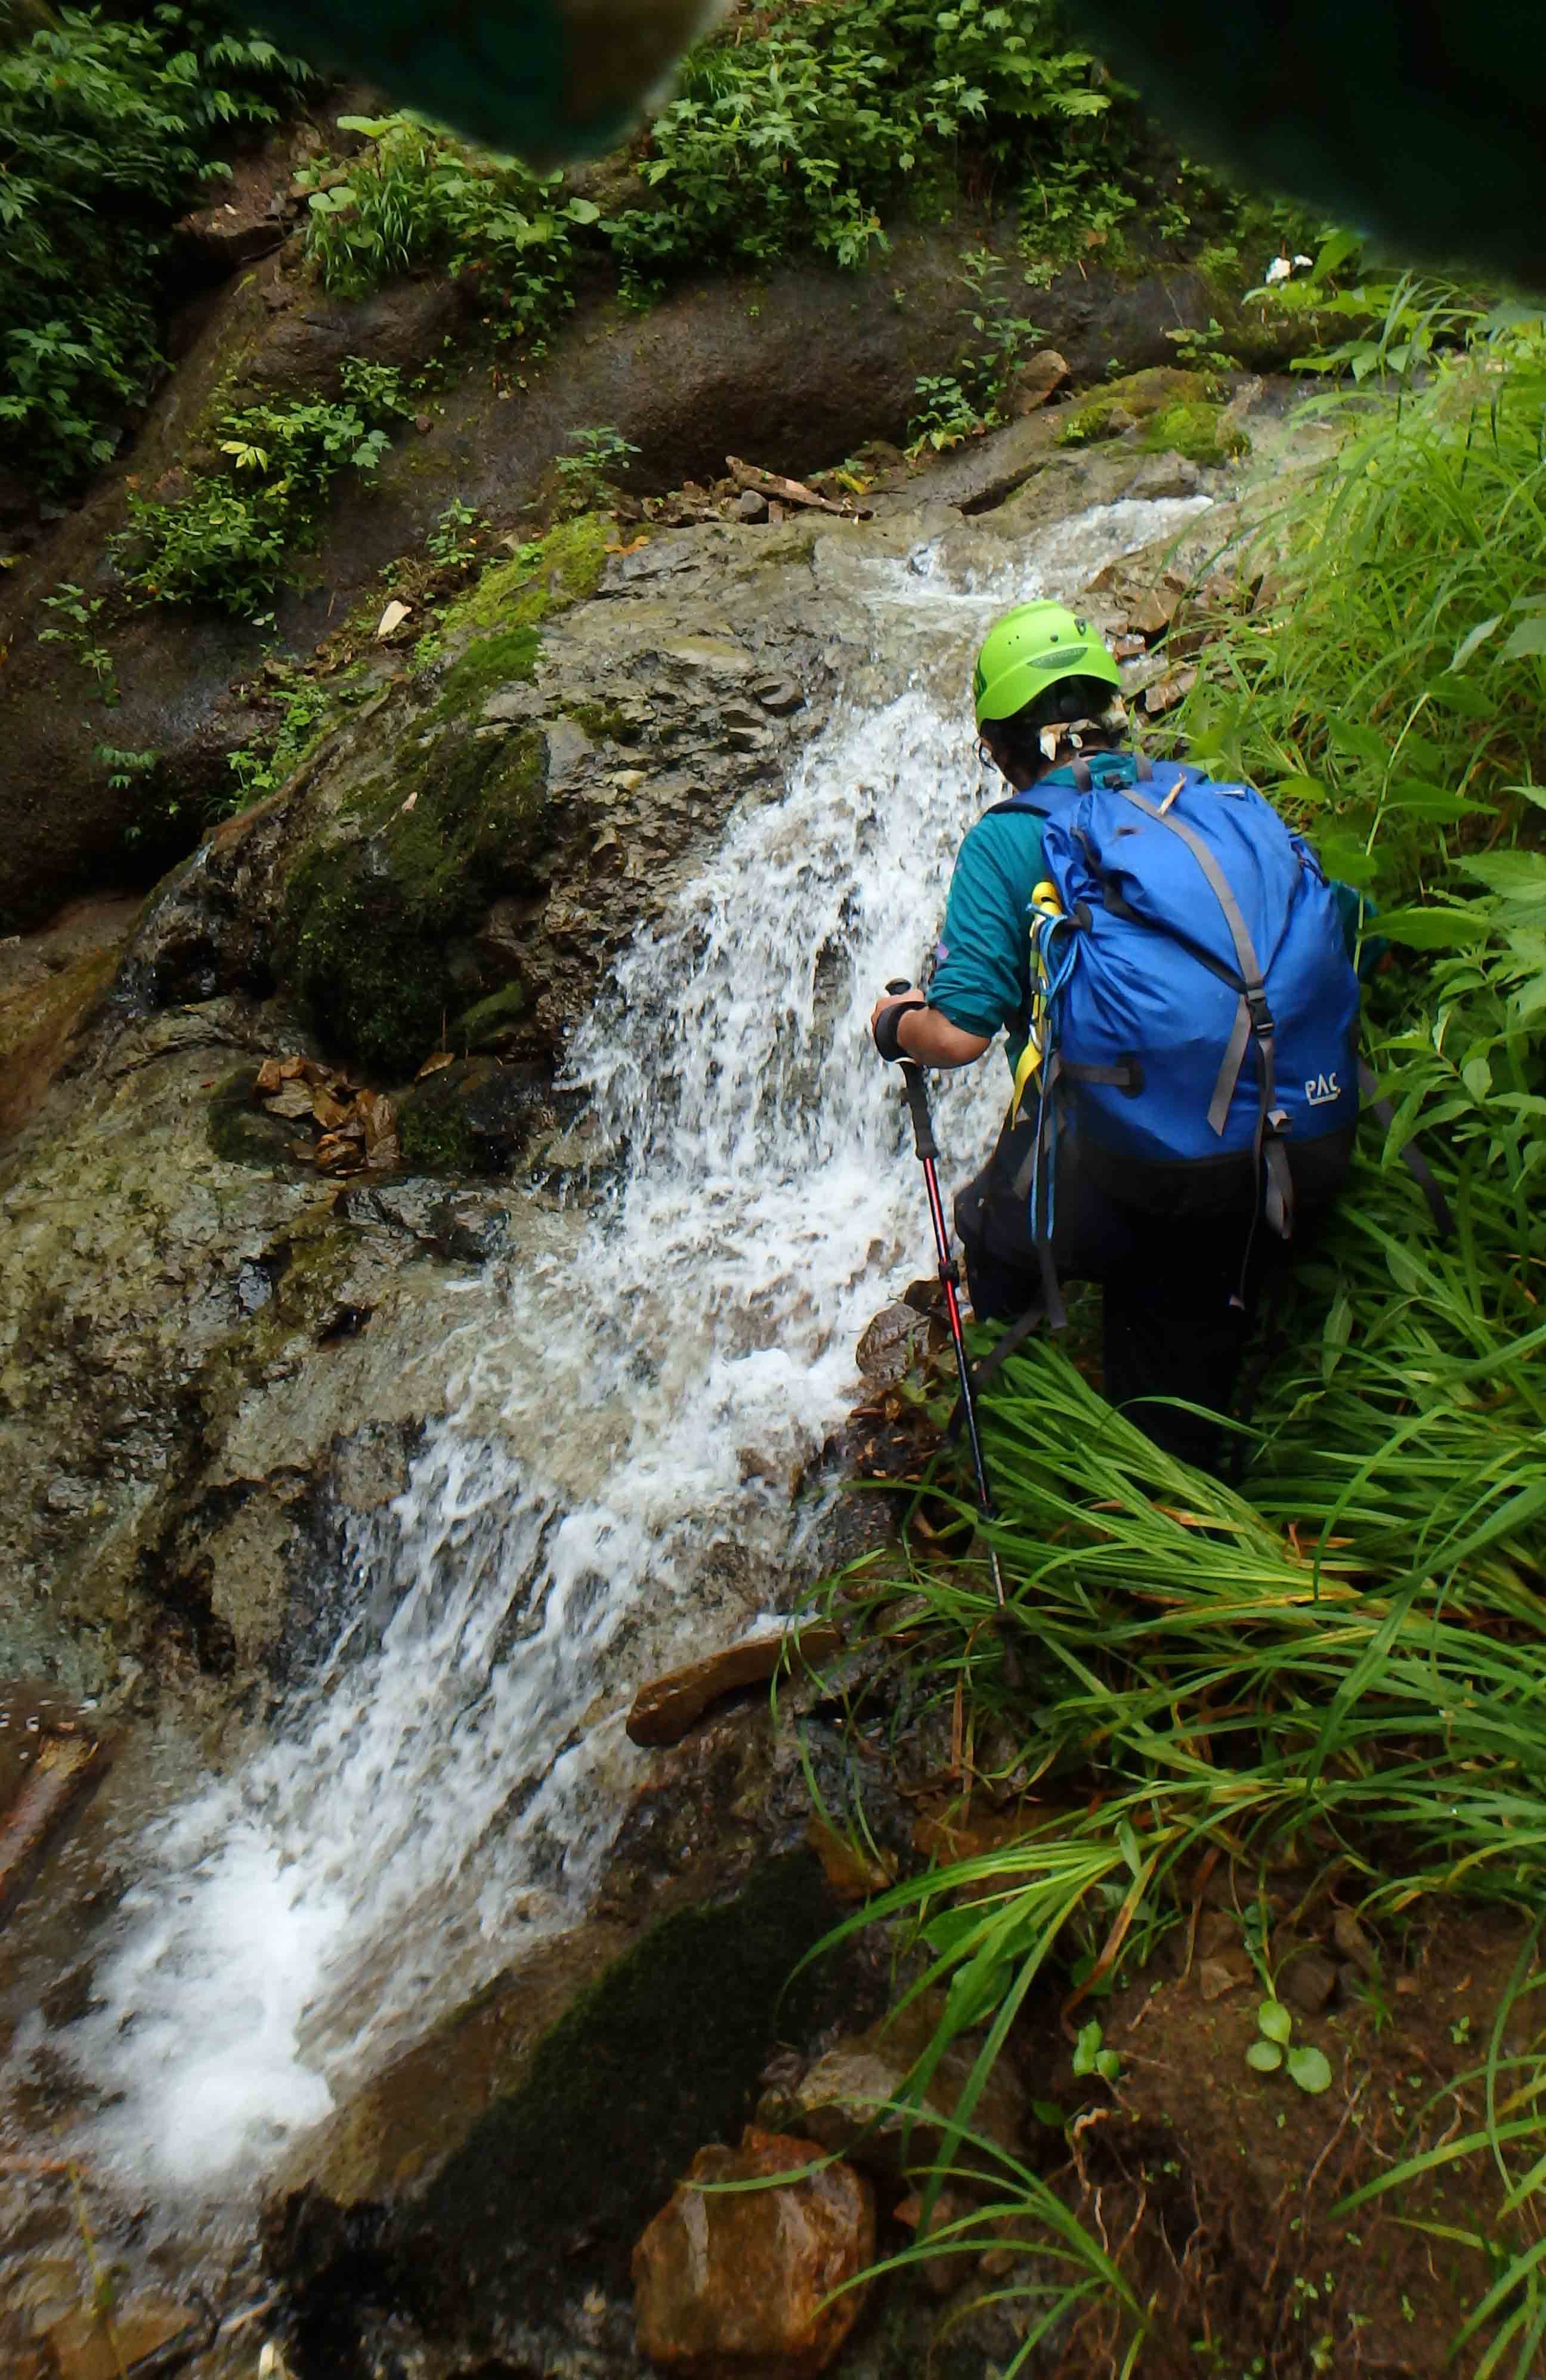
[1118,781,1295,1244]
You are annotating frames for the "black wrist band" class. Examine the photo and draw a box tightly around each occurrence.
[873,999,924,1062]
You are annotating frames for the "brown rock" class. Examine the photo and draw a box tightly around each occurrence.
[1196,1956,1246,2003]
[806,1816,895,1903]
[854,1302,929,1394]
[1332,1909,1381,1978]
[894,2187,969,2298]
[1008,349,1069,413]
[41,2297,200,2380]
[313,1132,364,1173]
[266,1080,316,1123]
[777,1998,1025,2181]
[1279,1944,1340,2017]
[633,2127,873,2379]
[626,1625,843,1749]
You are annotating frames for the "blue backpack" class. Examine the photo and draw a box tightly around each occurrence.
[998,755,1362,1259]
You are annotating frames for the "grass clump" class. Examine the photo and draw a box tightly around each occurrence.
[1175,299,1546,913]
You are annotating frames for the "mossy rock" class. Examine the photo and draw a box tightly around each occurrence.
[1139,398,1248,466]
[395,1850,848,2318]
[1057,367,1215,447]
[396,1065,485,1173]
[276,514,621,1079]
[280,726,546,1077]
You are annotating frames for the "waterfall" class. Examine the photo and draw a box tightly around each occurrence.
[62,497,1209,2198]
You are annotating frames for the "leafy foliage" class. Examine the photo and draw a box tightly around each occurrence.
[298,111,598,335]
[610,0,1134,280]
[0,4,311,490]
[37,580,117,698]
[1177,297,1546,914]
[110,358,413,616]
[907,243,1043,452]
[299,0,1197,316]
[554,423,639,508]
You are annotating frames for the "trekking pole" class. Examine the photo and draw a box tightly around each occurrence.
[885,982,1008,1618]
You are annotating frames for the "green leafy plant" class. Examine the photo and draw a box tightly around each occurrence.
[225,678,333,809]
[1072,2018,1121,2084]
[607,0,1143,283]
[94,743,160,792]
[300,111,596,340]
[555,424,639,508]
[38,580,117,699]
[1245,1999,1333,2094]
[906,246,1046,455]
[907,370,984,454]
[0,6,311,490]
[110,360,413,617]
[1176,295,1546,919]
[425,497,486,571]
[1165,317,1242,372]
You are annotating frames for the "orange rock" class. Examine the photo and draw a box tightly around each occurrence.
[626,1626,842,1750]
[255,1056,285,1096]
[805,1816,894,1902]
[633,2127,873,2379]
[41,2298,199,2380]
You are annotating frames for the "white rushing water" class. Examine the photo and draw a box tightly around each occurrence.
[62,496,1208,2198]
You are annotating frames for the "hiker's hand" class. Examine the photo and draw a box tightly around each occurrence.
[871,987,925,1061]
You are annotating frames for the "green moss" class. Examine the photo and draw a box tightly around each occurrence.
[428,512,618,726]
[1140,398,1248,466]
[431,624,542,722]
[563,698,632,744]
[447,510,615,639]
[398,1077,480,1172]
[279,725,546,1075]
[453,982,526,1049]
[1058,367,1214,447]
[276,515,619,1078]
[403,1851,842,2316]
[206,1067,294,1169]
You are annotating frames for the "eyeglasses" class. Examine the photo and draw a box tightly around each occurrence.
[975,736,998,772]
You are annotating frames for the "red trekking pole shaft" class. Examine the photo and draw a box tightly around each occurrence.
[885,984,1005,1608]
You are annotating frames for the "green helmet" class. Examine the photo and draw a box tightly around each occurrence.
[972,601,1121,730]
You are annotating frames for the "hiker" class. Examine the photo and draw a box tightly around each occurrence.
[871,601,1367,1475]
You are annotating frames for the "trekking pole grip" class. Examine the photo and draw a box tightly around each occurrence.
[885,979,938,1161]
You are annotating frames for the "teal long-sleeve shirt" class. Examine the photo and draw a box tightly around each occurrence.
[927,753,1375,1081]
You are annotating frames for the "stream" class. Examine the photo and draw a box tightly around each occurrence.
[3,492,1210,2277]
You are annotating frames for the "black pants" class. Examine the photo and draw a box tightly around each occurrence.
[953,1115,1343,1475]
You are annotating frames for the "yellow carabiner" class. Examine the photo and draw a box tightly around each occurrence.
[1010,882,1067,1126]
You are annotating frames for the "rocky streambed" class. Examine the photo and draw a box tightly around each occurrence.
[0,368,1337,2378]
